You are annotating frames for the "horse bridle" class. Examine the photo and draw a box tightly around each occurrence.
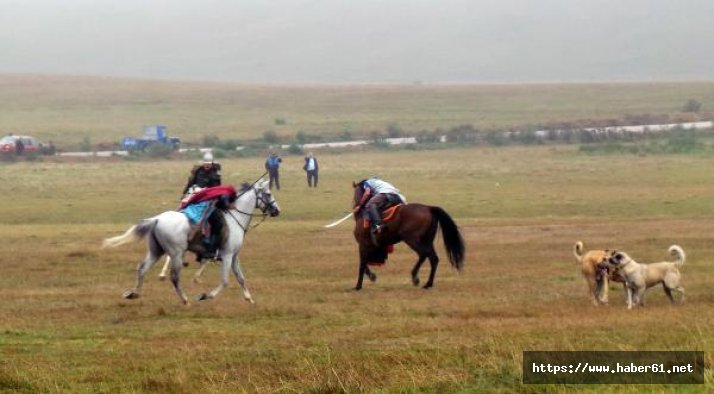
[226,186,277,233]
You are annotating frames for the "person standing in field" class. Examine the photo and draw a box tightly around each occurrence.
[265,150,282,190]
[182,152,222,196]
[15,137,24,155]
[303,151,319,188]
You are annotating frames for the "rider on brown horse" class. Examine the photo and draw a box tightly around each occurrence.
[350,178,465,290]
[353,176,407,233]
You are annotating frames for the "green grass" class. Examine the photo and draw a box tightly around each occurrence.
[1,74,713,148]
[0,146,713,392]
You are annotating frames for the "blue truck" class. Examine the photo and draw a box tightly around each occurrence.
[121,124,181,151]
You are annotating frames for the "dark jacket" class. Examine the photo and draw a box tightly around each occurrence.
[303,156,319,171]
[183,163,222,195]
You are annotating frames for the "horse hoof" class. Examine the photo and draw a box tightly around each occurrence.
[158,275,166,281]
[353,286,362,291]
[412,277,420,286]
[192,277,203,284]
[368,273,377,282]
[422,284,433,290]
[196,293,211,302]
[122,290,140,299]
[182,261,189,267]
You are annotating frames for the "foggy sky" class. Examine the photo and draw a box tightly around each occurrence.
[1,0,713,83]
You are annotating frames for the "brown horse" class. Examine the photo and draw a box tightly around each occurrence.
[352,180,465,290]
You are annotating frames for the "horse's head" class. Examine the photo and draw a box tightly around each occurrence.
[254,179,280,217]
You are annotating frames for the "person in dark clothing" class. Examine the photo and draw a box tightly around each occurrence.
[180,185,236,262]
[181,152,223,260]
[264,150,282,190]
[183,152,222,196]
[46,141,56,155]
[302,151,319,187]
[15,137,24,155]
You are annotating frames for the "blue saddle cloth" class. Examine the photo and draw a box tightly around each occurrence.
[181,201,210,225]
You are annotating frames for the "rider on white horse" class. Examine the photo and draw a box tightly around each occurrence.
[182,152,222,195]
[180,184,237,261]
[103,179,280,305]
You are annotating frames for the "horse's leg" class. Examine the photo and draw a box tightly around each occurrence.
[423,249,440,289]
[229,254,254,303]
[158,255,172,281]
[355,252,368,290]
[365,265,377,282]
[410,254,427,287]
[198,251,232,302]
[403,235,432,287]
[168,251,189,305]
[192,259,210,283]
[124,250,161,300]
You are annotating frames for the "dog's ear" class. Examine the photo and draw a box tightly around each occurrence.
[606,250,623,264]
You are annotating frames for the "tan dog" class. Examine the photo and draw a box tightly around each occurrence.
[573,241,624,305]
[605,245,686,309]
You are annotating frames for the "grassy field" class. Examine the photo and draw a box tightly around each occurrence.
[2,74,714,148]
[0,146,712,392]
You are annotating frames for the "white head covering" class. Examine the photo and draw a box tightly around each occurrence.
[202,152,214,163]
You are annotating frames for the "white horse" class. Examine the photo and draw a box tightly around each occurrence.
[157,184,208,283]
[102,179,280,305]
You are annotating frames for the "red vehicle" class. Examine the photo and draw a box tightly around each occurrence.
[0,135,53,155]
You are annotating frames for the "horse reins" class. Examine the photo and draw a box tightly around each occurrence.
[224,174,276,233]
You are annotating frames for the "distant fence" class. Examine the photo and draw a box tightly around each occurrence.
[55,121,713,157]
[529,121,713,138]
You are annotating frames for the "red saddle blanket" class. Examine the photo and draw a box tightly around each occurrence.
[368,244,394,266]
[179,185,237,209]
[363,204,402,229]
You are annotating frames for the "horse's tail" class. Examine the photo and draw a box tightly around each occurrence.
[430,207,465,271]
[102,219,158,248]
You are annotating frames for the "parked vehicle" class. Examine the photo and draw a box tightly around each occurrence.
[121,124,180,151]
[0,135,55,156]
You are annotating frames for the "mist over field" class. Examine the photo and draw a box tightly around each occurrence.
[1,0,713,83]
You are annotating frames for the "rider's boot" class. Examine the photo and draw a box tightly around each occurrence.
[201,234,217,261]
[367,205,383,233]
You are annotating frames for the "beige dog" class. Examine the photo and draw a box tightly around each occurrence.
[573,241,625,305]
[605,245,686,309]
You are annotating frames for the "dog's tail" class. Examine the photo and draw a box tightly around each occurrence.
[573,241,585,262]
[668,245,685,266]
[102,219,158,248]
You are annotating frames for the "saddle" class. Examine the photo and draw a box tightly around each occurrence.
[186,212,229,257]
[362,203,403,229]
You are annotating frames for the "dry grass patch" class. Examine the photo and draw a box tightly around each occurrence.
[0,146,712,392]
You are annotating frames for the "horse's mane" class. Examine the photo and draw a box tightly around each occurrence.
[218,183,251,209]
[239,182,252,193]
